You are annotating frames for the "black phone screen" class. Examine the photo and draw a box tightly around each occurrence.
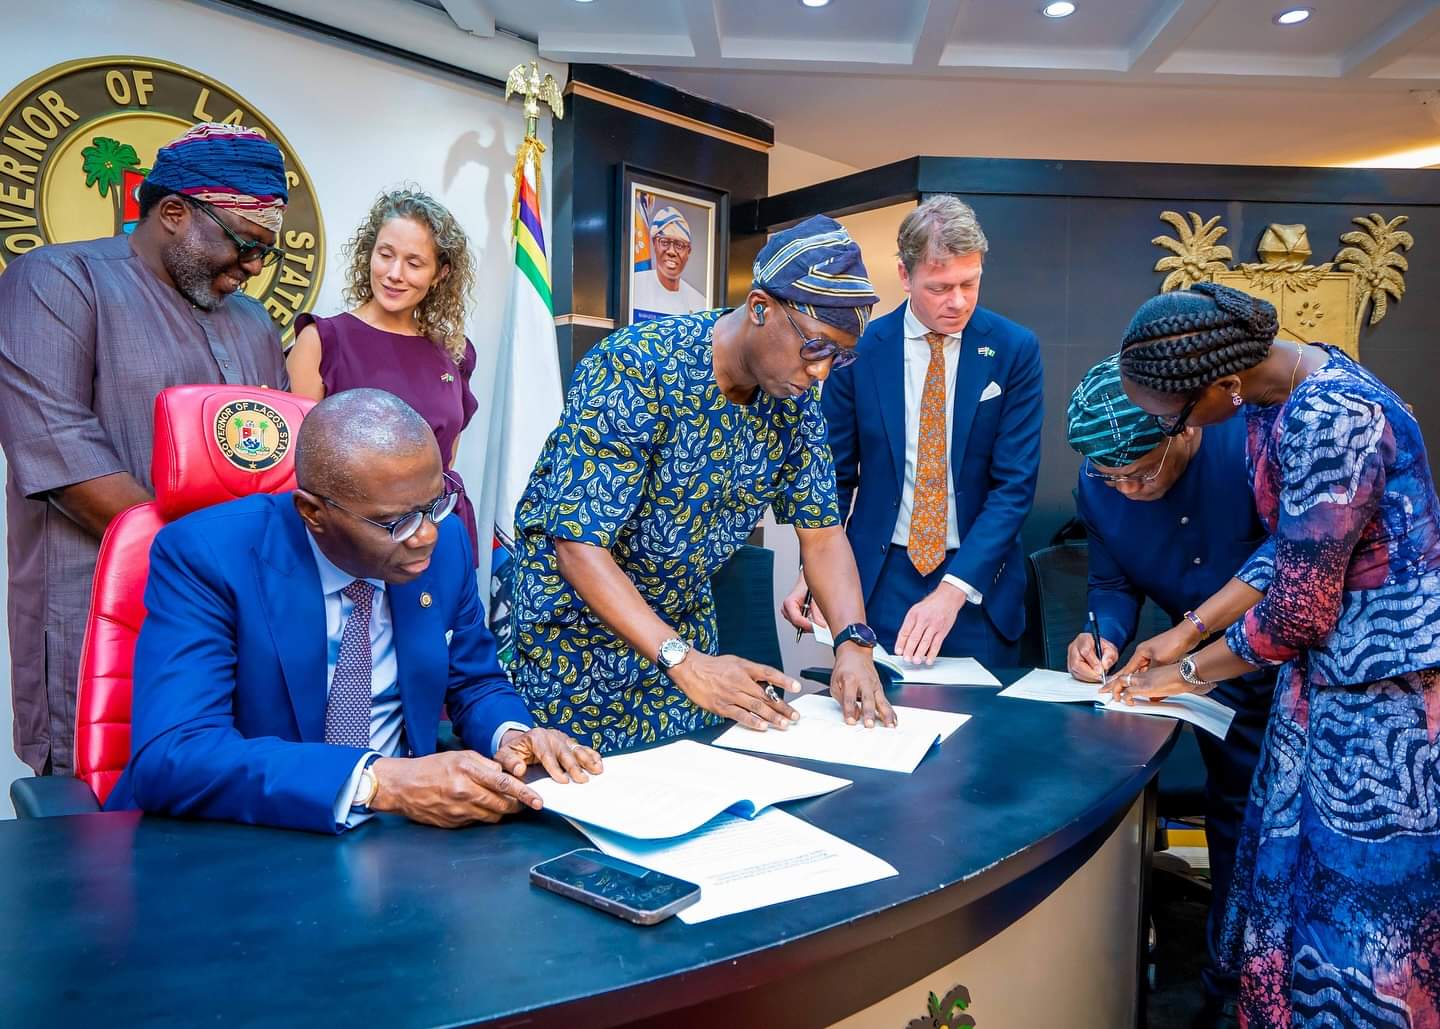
[532,850,698,912]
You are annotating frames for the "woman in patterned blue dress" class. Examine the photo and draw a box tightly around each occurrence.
[1113,282,1440,1027]
[511,217,895,753]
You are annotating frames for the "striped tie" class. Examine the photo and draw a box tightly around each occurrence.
[908,332,949,576]
[324,580,375,748]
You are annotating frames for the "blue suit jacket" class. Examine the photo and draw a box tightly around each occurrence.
[106,493,533,834]
[822,303,1043,642]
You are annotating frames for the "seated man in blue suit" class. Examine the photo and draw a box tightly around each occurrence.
[1065,356,1274,1028]
[784,196,1042,666]
[108,389,601,833]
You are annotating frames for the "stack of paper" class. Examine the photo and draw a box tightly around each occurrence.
[573,808,899,924]
[999,668,1236,739]
[530,739,851,838]
[712,693,971,773]
[813,624,1000,686]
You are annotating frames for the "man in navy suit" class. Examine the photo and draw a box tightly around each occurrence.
[785,196,1042,666]
[108,389,601,833]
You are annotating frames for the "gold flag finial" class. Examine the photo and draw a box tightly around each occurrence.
[505,60,564,139]
[503,61,564,234]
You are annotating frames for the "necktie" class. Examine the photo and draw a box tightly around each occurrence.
[324,580,376,748]
[908,332,949,576]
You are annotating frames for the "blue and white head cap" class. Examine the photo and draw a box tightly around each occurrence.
[752,215,879,337]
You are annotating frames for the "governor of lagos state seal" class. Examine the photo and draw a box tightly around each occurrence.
[0,56,324,344]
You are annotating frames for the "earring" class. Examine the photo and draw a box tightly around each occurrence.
[1231,393,1243,407]
[753,304,766,325]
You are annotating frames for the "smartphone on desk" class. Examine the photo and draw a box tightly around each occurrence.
[530,848,701,925]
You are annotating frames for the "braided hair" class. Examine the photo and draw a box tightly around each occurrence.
[1117,282,1278,394]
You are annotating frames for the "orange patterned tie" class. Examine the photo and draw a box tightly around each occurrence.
[908,332,949,575]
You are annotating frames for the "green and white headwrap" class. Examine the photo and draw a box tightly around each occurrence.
[1067,355,1167,467]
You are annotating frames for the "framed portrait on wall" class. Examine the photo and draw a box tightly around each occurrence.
[618,164,729,326]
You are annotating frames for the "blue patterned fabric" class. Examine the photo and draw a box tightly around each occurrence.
[511,311,840,752]
[1216,347,1440,1026]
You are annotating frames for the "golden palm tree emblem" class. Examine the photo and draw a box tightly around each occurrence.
[1336,213,1414,333]
[1151,211,1233,292]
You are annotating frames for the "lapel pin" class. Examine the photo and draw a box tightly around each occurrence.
[419,592,433,608]
[441,372,455,383]
[977,346,996,358]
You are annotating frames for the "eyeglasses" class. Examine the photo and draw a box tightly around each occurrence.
[319,472,461,542]
[1084,435,1173,485]
[184,196,285,268]
[1156,395,1200,437]
[654,237,691,255]
[779,302,857,370]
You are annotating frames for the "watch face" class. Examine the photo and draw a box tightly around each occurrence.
[658,638,690,667]
[839,624,878,648]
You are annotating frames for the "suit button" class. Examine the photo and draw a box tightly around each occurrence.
[879,543,887,552]
[1180,516,1190,525]
[1193,557,1202,565]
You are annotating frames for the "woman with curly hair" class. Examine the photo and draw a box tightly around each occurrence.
[1109,282,1440,1027]
[288,188,481,556]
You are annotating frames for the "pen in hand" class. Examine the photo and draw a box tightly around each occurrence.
[1087,610,1108,688]
[795,589,812,643]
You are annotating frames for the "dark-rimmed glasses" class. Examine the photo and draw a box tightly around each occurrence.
[654,237,691,255]
[184,196,285,268]
[1084,435,1173,485]
[1156,395,1201,437]
[779,302,857,370]
[320,472,461,542]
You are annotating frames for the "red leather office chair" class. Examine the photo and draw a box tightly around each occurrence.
[11,385,314,816]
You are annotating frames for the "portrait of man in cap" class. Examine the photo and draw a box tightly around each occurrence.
[628,192,713,324]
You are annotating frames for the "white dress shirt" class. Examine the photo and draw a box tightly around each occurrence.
[891,302,983,604]
[306,533,524,828]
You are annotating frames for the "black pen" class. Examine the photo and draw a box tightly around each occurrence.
[1088,609,1108,688]
[796,589,812,643]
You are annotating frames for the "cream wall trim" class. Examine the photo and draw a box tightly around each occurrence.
[565,81,772,153]
[555,313,616,329]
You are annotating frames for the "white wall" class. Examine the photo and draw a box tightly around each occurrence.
[765,143,916,677]
[0,0,556,812]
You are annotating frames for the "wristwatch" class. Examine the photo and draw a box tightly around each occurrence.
[656,636,692,670]
[1178,656,1215,692]
[352,755,382,812]
[833,623,879,652]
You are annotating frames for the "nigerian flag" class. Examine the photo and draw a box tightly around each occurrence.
[481,154,562,666]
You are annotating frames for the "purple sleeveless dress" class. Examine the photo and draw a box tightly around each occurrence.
[295,312,480,561]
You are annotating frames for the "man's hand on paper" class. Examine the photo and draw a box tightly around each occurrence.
[830,644,897,729]
[370,751,543,828]
[494,727,603,785]
[893,581,967,665]
[1067,631,1119,683]
[669,651,801,731]
[780,575,828,632]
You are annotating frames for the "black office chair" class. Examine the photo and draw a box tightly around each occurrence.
[710,544,785,670]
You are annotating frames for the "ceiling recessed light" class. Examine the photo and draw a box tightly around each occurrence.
[1274,8,1311,25]
[800,0,831,7]
[1042,1,1077,17]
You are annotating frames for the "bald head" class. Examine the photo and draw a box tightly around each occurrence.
[296,388,437,500]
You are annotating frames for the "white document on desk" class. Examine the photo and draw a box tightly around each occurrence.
[573,807,898,924]
[711,694,970,773]
[531,739,851,839]
[811,625,1000,686]
[999,668,1236,739]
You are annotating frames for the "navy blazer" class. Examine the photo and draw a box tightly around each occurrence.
[107,493,533,834]
[823,302,1043,642]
